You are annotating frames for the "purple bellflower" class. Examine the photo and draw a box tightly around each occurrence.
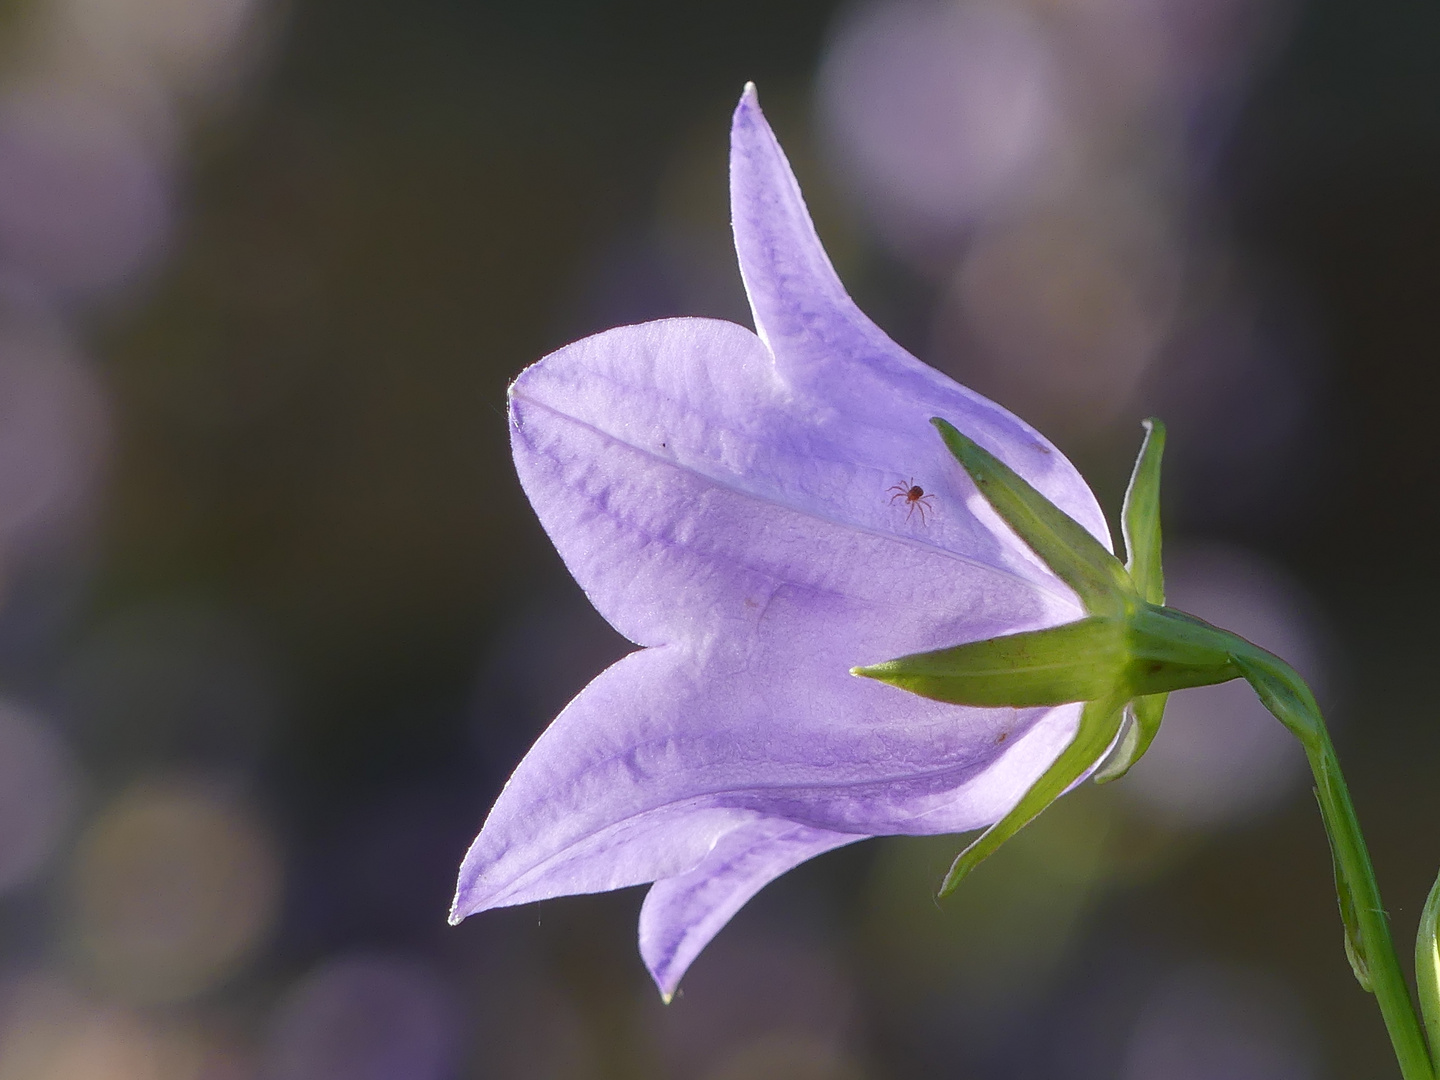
[450,84,1118,999]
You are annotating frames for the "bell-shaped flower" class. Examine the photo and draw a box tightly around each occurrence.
[450,84,1120,999]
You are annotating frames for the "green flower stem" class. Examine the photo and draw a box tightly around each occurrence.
[1413,856,1440,1061]
[1312,728,1433,1078]
[922,413,1434,1075]
[1235,648,1435,1080]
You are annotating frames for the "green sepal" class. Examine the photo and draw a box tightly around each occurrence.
[1092,705,1139,784]
[1093,418,1171,781]
[852,616,1125,708]
[938,691,1127,897]
[1416,865,1440,1058]
[1092,693,1167,783]
[857,604,1237,713]
[1122,419,1166,606]
[931,418,1132,615]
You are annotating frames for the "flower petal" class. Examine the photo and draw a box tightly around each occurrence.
[450,632,1084,920]
[639,819,863,998]
[456,84,1118,999]
[453,648,748,915]
[728,84,1110,549]
[510,317,1084,653]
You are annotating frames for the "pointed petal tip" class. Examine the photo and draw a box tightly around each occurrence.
[733,82,763,129]
[448,882,493,927]
[446,897,466,927]
[648,962,682,1003]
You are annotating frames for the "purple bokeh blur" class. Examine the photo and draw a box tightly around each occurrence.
[0,0,1428,1073]
[264,954,460,1080]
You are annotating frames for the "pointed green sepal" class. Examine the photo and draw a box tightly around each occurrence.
[1122,419,1166,606]
[858,604,1241,714]
[938,692,1127,897]
[852,616,1125,708]
[931,417,1133,615]
[1091,419,1171,783]
[1092,692,1167,783]
[1092,706,1139,784]
[1416,865,1440,1058]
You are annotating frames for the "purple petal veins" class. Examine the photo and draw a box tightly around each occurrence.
[452,84,1110,996]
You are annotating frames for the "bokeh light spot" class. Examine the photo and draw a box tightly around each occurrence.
[0,972,220,1080]
[818,0,1059,254]
[263,954,459,1080]
[66,778,281,1004]
[0,89,171,299]
[0,310,109,552]
[938,201,1179,437]
[862,788,1119,1024]
[0,700,80,896]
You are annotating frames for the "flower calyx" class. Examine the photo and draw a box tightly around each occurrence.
[853,417,1290,894]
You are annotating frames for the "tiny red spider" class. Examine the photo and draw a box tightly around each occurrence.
[887,478,935,524]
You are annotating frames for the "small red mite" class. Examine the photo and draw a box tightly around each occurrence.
[887,478,935,524]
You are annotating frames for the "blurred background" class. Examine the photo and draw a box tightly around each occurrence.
[0,0,1437,1075]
